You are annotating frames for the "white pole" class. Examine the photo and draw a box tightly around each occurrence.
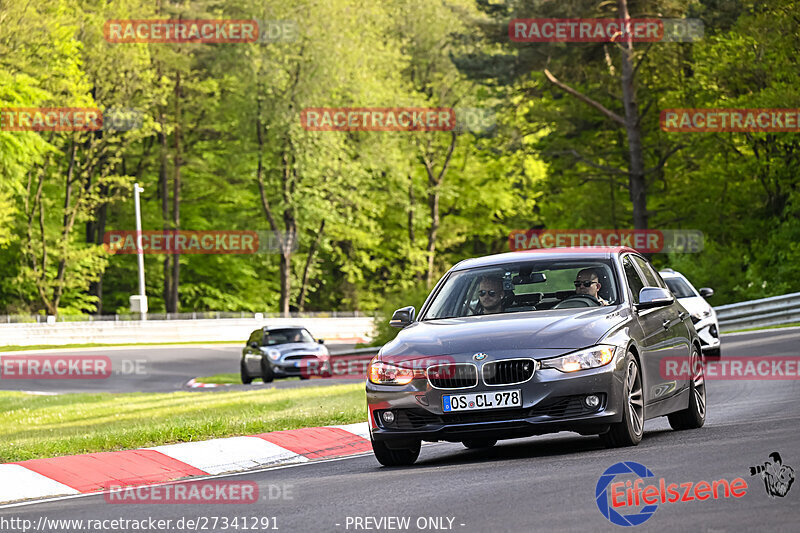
[134,183,147,320]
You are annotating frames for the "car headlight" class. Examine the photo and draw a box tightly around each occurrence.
[266,349,281,361]
[541,345,616,373]
[691,310,712,324]
[368,359,416,385]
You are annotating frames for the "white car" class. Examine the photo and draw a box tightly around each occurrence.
[660,269,721,358]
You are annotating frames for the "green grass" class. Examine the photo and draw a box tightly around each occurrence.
[194,372,243,384]
[0,384,366,462]
[724,322,800,334]
[0,340,241,352]
[194,373,299,384]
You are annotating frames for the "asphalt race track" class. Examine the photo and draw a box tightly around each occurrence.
[0,344,363,393]
[1,328,799,532]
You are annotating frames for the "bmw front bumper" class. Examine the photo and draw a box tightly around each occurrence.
[367,354,628,444]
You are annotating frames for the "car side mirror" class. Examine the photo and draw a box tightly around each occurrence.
[636,287,674,310]
[699,287,714,298]
[317,339,325,344]
[389,306,415,328]
[249,341,259,349]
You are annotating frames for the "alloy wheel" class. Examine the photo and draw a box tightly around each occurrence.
[626,360,644,436]
[692,350,706,419]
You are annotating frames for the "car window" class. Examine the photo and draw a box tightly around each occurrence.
[622,255,645,304]
[650,269,669,289]
[263,328,314,345]
[664,278,697,298]
[421,259,619,319]
[632,256,661,287]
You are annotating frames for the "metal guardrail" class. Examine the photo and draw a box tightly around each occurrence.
[0,310,366,324]
[328,346,380,357]
[715,292,800,332]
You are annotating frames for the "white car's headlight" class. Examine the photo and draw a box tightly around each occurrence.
[692,310,712,321]
[266,349,281,361]
[541,345,616,373]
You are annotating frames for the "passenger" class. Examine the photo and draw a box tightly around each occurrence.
[574,268,609,305]
[477,276,505,314]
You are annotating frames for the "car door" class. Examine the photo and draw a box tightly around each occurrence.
[622,254,663,405]
[631,255,690,401]
[243,328,263,373]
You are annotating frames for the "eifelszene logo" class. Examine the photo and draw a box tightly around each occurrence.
[749,452,795,498]
[596,461,748,527]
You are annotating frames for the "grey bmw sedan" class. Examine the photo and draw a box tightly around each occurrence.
[366,247,706,466]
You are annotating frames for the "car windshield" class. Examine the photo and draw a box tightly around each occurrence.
[664,278,697,299]
[263,328,314,345]
[422,259,619,320]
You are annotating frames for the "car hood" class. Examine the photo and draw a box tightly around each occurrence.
[675,296,712,316]
[381,306,629,360]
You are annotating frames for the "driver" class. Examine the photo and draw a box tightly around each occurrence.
[477,276,505,314]
[574,268,609,305]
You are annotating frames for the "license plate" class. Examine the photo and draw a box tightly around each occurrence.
[442,390,521,412]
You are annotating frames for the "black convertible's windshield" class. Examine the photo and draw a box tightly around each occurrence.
[422,260,619,320]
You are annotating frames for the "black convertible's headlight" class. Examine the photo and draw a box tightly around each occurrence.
[540,345,616,373]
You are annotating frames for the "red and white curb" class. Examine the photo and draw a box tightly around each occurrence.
[0,422,371,505]
[185,378,222,388]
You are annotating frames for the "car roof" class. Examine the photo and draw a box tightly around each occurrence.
[451,247,640,271]
[262,325,307,331]
[658,269,684,279]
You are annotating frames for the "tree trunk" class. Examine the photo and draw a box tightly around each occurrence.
[425,187,440,287]
[279,206,296,316]
[297,219,325,312]
[408,174,415,245]
[618,0,648,229]
[158,114,171,312]
[171,72,182,312]
[89,184,109,314]
[422,132,457,287]
[254,99,294,316]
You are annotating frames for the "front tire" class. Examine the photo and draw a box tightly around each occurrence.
[601,353,644,448]
[371,439,420,466]
[260,358,275,383]
[240,359,253,384]
[668,347,706,430]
